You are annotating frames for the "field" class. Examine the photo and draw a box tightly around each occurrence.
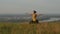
[0,21,60,34]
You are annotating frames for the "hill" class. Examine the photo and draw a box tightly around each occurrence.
[0,21,60,34]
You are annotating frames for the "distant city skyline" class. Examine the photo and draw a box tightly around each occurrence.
[0,0,60,14]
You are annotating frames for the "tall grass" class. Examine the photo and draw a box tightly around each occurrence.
[0,21,60,34]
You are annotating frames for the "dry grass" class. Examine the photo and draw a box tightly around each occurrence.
[0,21,60,34]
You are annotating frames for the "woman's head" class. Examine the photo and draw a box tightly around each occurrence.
[33,10,37,13]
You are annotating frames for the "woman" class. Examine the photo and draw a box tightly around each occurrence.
[30,10,39,24]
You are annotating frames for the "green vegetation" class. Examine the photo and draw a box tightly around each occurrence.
[0,21,60,34]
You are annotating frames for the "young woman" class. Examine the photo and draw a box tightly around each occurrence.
[30,10,39,24]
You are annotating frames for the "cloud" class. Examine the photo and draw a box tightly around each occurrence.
[0,0,60,14]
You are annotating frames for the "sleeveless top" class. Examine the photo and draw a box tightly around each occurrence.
[32,13,37,21]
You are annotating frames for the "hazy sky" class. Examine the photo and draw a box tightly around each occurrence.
[0,0,60,14]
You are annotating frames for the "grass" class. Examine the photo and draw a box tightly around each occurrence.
[0,21,60,34]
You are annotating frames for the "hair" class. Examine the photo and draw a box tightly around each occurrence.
[34,10,36,13]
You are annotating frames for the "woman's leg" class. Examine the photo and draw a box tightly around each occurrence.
[29,20,33,24]
[36,20,39,23]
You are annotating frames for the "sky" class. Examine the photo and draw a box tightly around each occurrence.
[0,0,60,14]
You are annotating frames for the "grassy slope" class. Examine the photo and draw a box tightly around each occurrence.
[0,21,60,34]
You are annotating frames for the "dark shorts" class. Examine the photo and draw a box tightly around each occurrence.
[29,20,39,24]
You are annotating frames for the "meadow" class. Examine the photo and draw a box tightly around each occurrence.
[0,21,60,34]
